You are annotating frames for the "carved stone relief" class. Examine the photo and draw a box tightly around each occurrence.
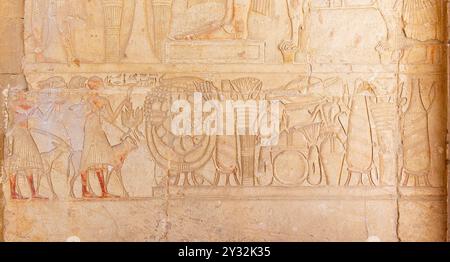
[0,0,447,241]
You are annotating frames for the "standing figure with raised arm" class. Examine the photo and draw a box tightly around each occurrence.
[79,77,131,198]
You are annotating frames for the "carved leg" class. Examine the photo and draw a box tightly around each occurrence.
[233,0,252,39]
[368,172,376,186]
[105,168,113,187]
[402,171,410,186]
[27,170,47,199]
[10,173,24,200]
[225,173,231,186]
[286,0,304,46]
[115,169,129,198]
[213,172,221,186]
[97,168,119,198]
[224,0,235,24]
[69,169,78,198]
[81,170,95,198]
[16,174,24,199]
[181,173,189,187]
[376,0,409,63]
[45,167,58,199]
[45,172,58,199]
[58,21,76,63]
[232,169,241,186]
[171,173,181,186]
[97,169,107,195]
[424,174,432,187]
[345,171,353,186]
[36,169,43,193]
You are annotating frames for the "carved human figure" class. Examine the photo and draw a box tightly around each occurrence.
[174,0,264,40]
[5,89,47,199]
[376,0,405,51]
[279,0,309,63]
[79,77,131,198]
[29,0,86,63]
[376,0,443,63]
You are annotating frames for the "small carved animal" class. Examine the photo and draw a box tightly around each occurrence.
[39,140,72,198]
[12,129,73,199]
[105,136,139,197]
[69,136,138,198]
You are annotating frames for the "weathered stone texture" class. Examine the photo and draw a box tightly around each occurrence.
[0,0,448,242]
[1,0,26,242]
[0,0,24,73]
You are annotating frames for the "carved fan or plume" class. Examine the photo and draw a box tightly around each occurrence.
[121,105,144,140]
[230,77,263,100]
[122,107,143,127]
[194,80,218,101]
[299,122,322,146]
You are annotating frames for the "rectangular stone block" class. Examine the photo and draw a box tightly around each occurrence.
[0,17,23,73]
[164,40,265,64]
[399,200,447,242]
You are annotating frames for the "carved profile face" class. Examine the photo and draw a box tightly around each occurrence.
[87,77,105,91]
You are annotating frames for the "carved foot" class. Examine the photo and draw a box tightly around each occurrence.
[32,194,49,200]
[100,192,121,199]
[82,191,97,199]
[11,193,26,200]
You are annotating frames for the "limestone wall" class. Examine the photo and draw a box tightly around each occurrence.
[0,0,25,241]
[0,0,448,242]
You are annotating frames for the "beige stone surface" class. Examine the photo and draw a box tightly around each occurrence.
[446,0,450,242]
[1,0,26,241]
[399,199,447,242]
[0,0,24,73]
[0,0,449,241]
